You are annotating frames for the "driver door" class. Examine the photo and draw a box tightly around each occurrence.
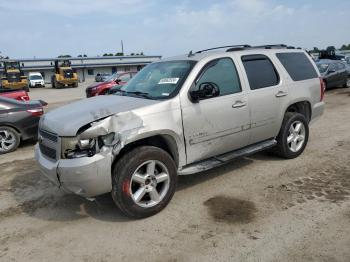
[181,57,250,164]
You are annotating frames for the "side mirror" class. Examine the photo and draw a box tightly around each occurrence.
[328,69,336,74]
[189,82,220,103]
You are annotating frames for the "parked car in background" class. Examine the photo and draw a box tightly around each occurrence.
[0,97,45,154]
[316,60,349,89]
[36,45,324,218]
[0,88,30,101]
[86,71,137,97]
[95,73,111,82]
[108,84,123,95]
[28,72,45,88]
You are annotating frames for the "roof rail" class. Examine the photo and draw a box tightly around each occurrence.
[188,44,296,56]
[252,44,295,49]
[195,45,251,54]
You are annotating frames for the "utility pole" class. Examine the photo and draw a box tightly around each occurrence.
[121,40,124,55]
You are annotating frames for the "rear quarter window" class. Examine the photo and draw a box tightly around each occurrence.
[276,52,318,81]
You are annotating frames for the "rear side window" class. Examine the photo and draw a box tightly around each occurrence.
[276,52,318,81]
[241,55,279,90]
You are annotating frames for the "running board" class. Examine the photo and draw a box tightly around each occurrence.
[178,139,277,175]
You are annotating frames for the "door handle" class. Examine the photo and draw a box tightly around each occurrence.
[275,91,288,98]
[232,101,247,108]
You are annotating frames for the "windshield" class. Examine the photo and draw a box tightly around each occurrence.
[117,60,196,99]
[29,75,42,80]
[105,72,118,82]
[317,63,329,74]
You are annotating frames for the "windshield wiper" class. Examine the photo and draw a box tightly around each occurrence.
[117,90,152,99]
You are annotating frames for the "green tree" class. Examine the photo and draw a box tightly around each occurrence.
[312,47,319,53]
[57,54,71,58]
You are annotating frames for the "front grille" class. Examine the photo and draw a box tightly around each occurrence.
[39,143,57,160]
[39,129,58,160]
[39,129,58,142]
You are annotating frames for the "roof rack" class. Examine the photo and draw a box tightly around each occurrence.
[188,45,251,56]
[196,45,251,54]
[188,44,296,57]
[250,44,295,49]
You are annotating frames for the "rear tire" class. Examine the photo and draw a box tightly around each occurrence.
[51,76,56,88]
[0,126,20,154]
[274,112,309,159]
[112,146,177,219]
[344,77,350,88]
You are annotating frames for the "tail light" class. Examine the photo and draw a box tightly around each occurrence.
[319,77,325,101]
[27,107,44,116]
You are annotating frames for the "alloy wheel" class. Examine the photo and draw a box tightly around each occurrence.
[0,129,17,153]
[130,160,170,208]
[287,121,306,153]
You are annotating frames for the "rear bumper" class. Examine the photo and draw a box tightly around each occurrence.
[35,144,113,198]
[311,101,325,124]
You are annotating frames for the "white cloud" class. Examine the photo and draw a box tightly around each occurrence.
[0,0,153,16]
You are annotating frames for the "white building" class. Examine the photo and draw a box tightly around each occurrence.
[0,55,161,83]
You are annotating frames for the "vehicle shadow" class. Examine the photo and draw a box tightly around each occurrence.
[8,153,274,223]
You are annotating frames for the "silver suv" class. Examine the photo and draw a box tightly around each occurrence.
[35,44,325,218]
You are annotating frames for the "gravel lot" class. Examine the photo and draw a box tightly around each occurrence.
[0,85,349,262]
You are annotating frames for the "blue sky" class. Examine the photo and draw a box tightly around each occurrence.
[0,0,349,58]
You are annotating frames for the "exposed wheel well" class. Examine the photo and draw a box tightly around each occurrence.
[112,135,179,169]
[286,101,311,122]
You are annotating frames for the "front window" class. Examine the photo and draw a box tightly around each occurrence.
[317,63,329,74]
[117,60,196,99]
[29,75,42,80]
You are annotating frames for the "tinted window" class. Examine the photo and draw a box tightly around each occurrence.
[328,63,336,72]
[197,58,241,96]
[337,63,345,70]
[276,52,318,81]
[242,55,279,90]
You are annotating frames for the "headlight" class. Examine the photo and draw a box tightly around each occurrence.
[61,133,117,159]
[78,138,95,150]
[61,137,97,159]
[99,132,115,146]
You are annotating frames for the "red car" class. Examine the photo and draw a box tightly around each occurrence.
[86,71,137,97]
[0,88,30,101]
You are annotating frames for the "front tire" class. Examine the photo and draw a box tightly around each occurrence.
[112,146,177,219]
[274,112,309,159]
[0,126,20,154]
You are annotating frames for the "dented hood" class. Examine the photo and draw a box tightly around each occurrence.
[40,95,159,136]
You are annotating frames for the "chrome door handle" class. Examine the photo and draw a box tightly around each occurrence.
[232,101,247,108]
[275,91,288,97]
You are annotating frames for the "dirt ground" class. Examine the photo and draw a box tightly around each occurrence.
[0,87,349,262]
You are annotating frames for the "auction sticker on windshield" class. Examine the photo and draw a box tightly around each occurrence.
[158,78,179,85]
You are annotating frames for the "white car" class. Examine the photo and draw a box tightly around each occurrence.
[28,72,45,88]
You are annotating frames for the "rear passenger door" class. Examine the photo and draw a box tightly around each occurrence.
[240,54,289,144]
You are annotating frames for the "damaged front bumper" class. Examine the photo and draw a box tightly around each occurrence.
[35,144,113,198]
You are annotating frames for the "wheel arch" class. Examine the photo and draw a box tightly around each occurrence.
[113,132,181,170]
[0,124,22,137]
